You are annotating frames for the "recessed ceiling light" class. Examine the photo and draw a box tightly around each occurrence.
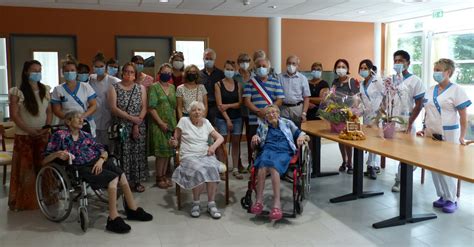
[269,5,277,9]
[159,0,169,3]
[357,10,367,14]
[402,0,428,3]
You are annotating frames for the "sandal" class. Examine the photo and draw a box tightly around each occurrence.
[269,208,283,221]
[250,202,264,215]
[133,183,146,193]
[339,162,346,172]
[156,177,168,189]
[190,202,201,218]
[232,168,244,180]
[207,202,222,219]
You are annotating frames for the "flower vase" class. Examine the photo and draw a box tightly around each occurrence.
[330,122,346,133]
[383,122,396,139]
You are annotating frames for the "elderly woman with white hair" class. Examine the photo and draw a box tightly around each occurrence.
[250,105,308,221]
[170,101,225,219]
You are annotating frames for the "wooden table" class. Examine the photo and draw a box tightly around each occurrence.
[301,120,474,228]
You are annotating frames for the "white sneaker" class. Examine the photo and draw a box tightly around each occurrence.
[392,181,400,192]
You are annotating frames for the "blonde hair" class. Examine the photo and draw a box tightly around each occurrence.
[158,63,172,74]
[61,54,77,70]
[434,58,455,78]
[183,64,200,83]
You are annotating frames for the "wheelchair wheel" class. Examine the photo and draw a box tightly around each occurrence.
[240,190,253,210]
[301,144,311,199]
[36,163,73,222]
[79,206,89,232]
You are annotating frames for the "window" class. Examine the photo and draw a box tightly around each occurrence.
[133,51,155,67]
[174,38,207,69]
[0,38,8,120]
[33,51,59,90]
[397,33,423,78]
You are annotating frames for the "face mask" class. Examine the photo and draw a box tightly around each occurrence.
[173,61,184,70]
[359,70,370,79]
[224,70,235,79]
[29,72,41,82]
[433,71,445,84]
[77,73,89,82]
[393,63,404,74]
[159,73,171,82]
[239,62,250,70]
[64,71,77,81]
[95,67,105,76]
[204,59,214,68]
[287,65,297,74]
[186,73,198,82]
[107,66,118,76]
[256,67,268,77]
[136,64,144,73]
[336,68,347,77]
[311,70,321,79]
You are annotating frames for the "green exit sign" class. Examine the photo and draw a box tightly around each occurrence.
[432,9,443,19]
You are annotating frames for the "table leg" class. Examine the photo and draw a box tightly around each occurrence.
[330,148,384,203]
[310,136,339,178]
[373,162,437,229]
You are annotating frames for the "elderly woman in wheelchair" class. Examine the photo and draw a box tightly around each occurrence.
[169,101,225,219]
[250,105,309,221]
[41,111,152,233]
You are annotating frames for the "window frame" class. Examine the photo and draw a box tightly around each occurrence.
[32,49,60,88]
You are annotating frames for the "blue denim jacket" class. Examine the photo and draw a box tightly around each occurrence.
[256,118,305,154]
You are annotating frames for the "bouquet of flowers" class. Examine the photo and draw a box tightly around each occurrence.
[318,89,363,133]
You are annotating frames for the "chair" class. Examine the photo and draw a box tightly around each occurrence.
[0,125,13,185]
[175,144,229,210]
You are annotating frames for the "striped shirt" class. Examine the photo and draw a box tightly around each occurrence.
[243,76,285,125]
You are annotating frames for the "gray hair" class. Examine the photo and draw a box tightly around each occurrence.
[286,55,300,65]
[203,48,216,60]
[187,100,205,113]
[254,57,271,68]
[64,111,82,121]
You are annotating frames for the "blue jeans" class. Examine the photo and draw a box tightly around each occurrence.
[215,117,243,136]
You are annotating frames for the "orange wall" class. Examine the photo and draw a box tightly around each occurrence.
[282,19,374,73]
[0,6,375,79]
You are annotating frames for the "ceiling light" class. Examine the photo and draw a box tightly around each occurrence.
[402,0,428,3]
[243,0,250,6]
[357,10,367,14]
[159,0,169,3]
[269,5,277,9]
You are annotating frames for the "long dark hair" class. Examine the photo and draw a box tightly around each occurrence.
[20,60,47,116]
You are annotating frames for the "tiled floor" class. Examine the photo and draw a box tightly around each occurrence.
[0,142,473,247]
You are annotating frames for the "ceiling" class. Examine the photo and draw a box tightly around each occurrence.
[1,0,473,23]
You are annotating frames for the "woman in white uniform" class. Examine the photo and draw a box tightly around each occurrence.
[358,59,384,179]
[51,55,97,136]
[422,58,471,213]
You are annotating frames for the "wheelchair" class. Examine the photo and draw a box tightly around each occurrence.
[240,141,311,218]
[35,121,122,232]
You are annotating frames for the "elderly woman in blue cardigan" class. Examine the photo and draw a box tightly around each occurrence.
[249,104,308,220]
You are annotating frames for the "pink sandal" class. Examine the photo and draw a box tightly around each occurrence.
[250,202,264,215]
[269,208,283,221]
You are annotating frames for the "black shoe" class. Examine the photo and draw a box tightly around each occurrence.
[339,163,346,172]
[126,207,153,221]
[375,166,381,174]
[106,216,131,234]
[346,166,353,174]
[364,166,372,177]
[369,167,377,180]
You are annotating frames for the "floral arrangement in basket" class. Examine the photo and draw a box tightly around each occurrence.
[318,89,363,134]
[372,75,407,138]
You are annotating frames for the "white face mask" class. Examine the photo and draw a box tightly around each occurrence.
[287,65,297,74]
[173,61,184,70]
[336,68,347,77]
[239,62,250,70]
[311,70,321,79]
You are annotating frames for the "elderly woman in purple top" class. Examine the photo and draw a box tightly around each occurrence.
[42,111,152,234]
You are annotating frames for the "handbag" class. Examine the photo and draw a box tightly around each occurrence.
[108,84,136,140]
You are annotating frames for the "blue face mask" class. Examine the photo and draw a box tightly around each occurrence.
[204,59,215,69]
[256,67,268,78]
[64,71,77,81]
[29,72,41,82]
[393,63,404,74]
[107,66,118,76]
[95,67,105,76]
[159,73,171,82]
[224,70,235,79]
[311,70,321,79]
[77,73,89,82]
[136,64,144,73]
[359,70,370,79]
[433,71,445,84]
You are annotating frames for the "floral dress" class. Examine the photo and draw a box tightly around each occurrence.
[148,83,177,157]
[112,83,148,183]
